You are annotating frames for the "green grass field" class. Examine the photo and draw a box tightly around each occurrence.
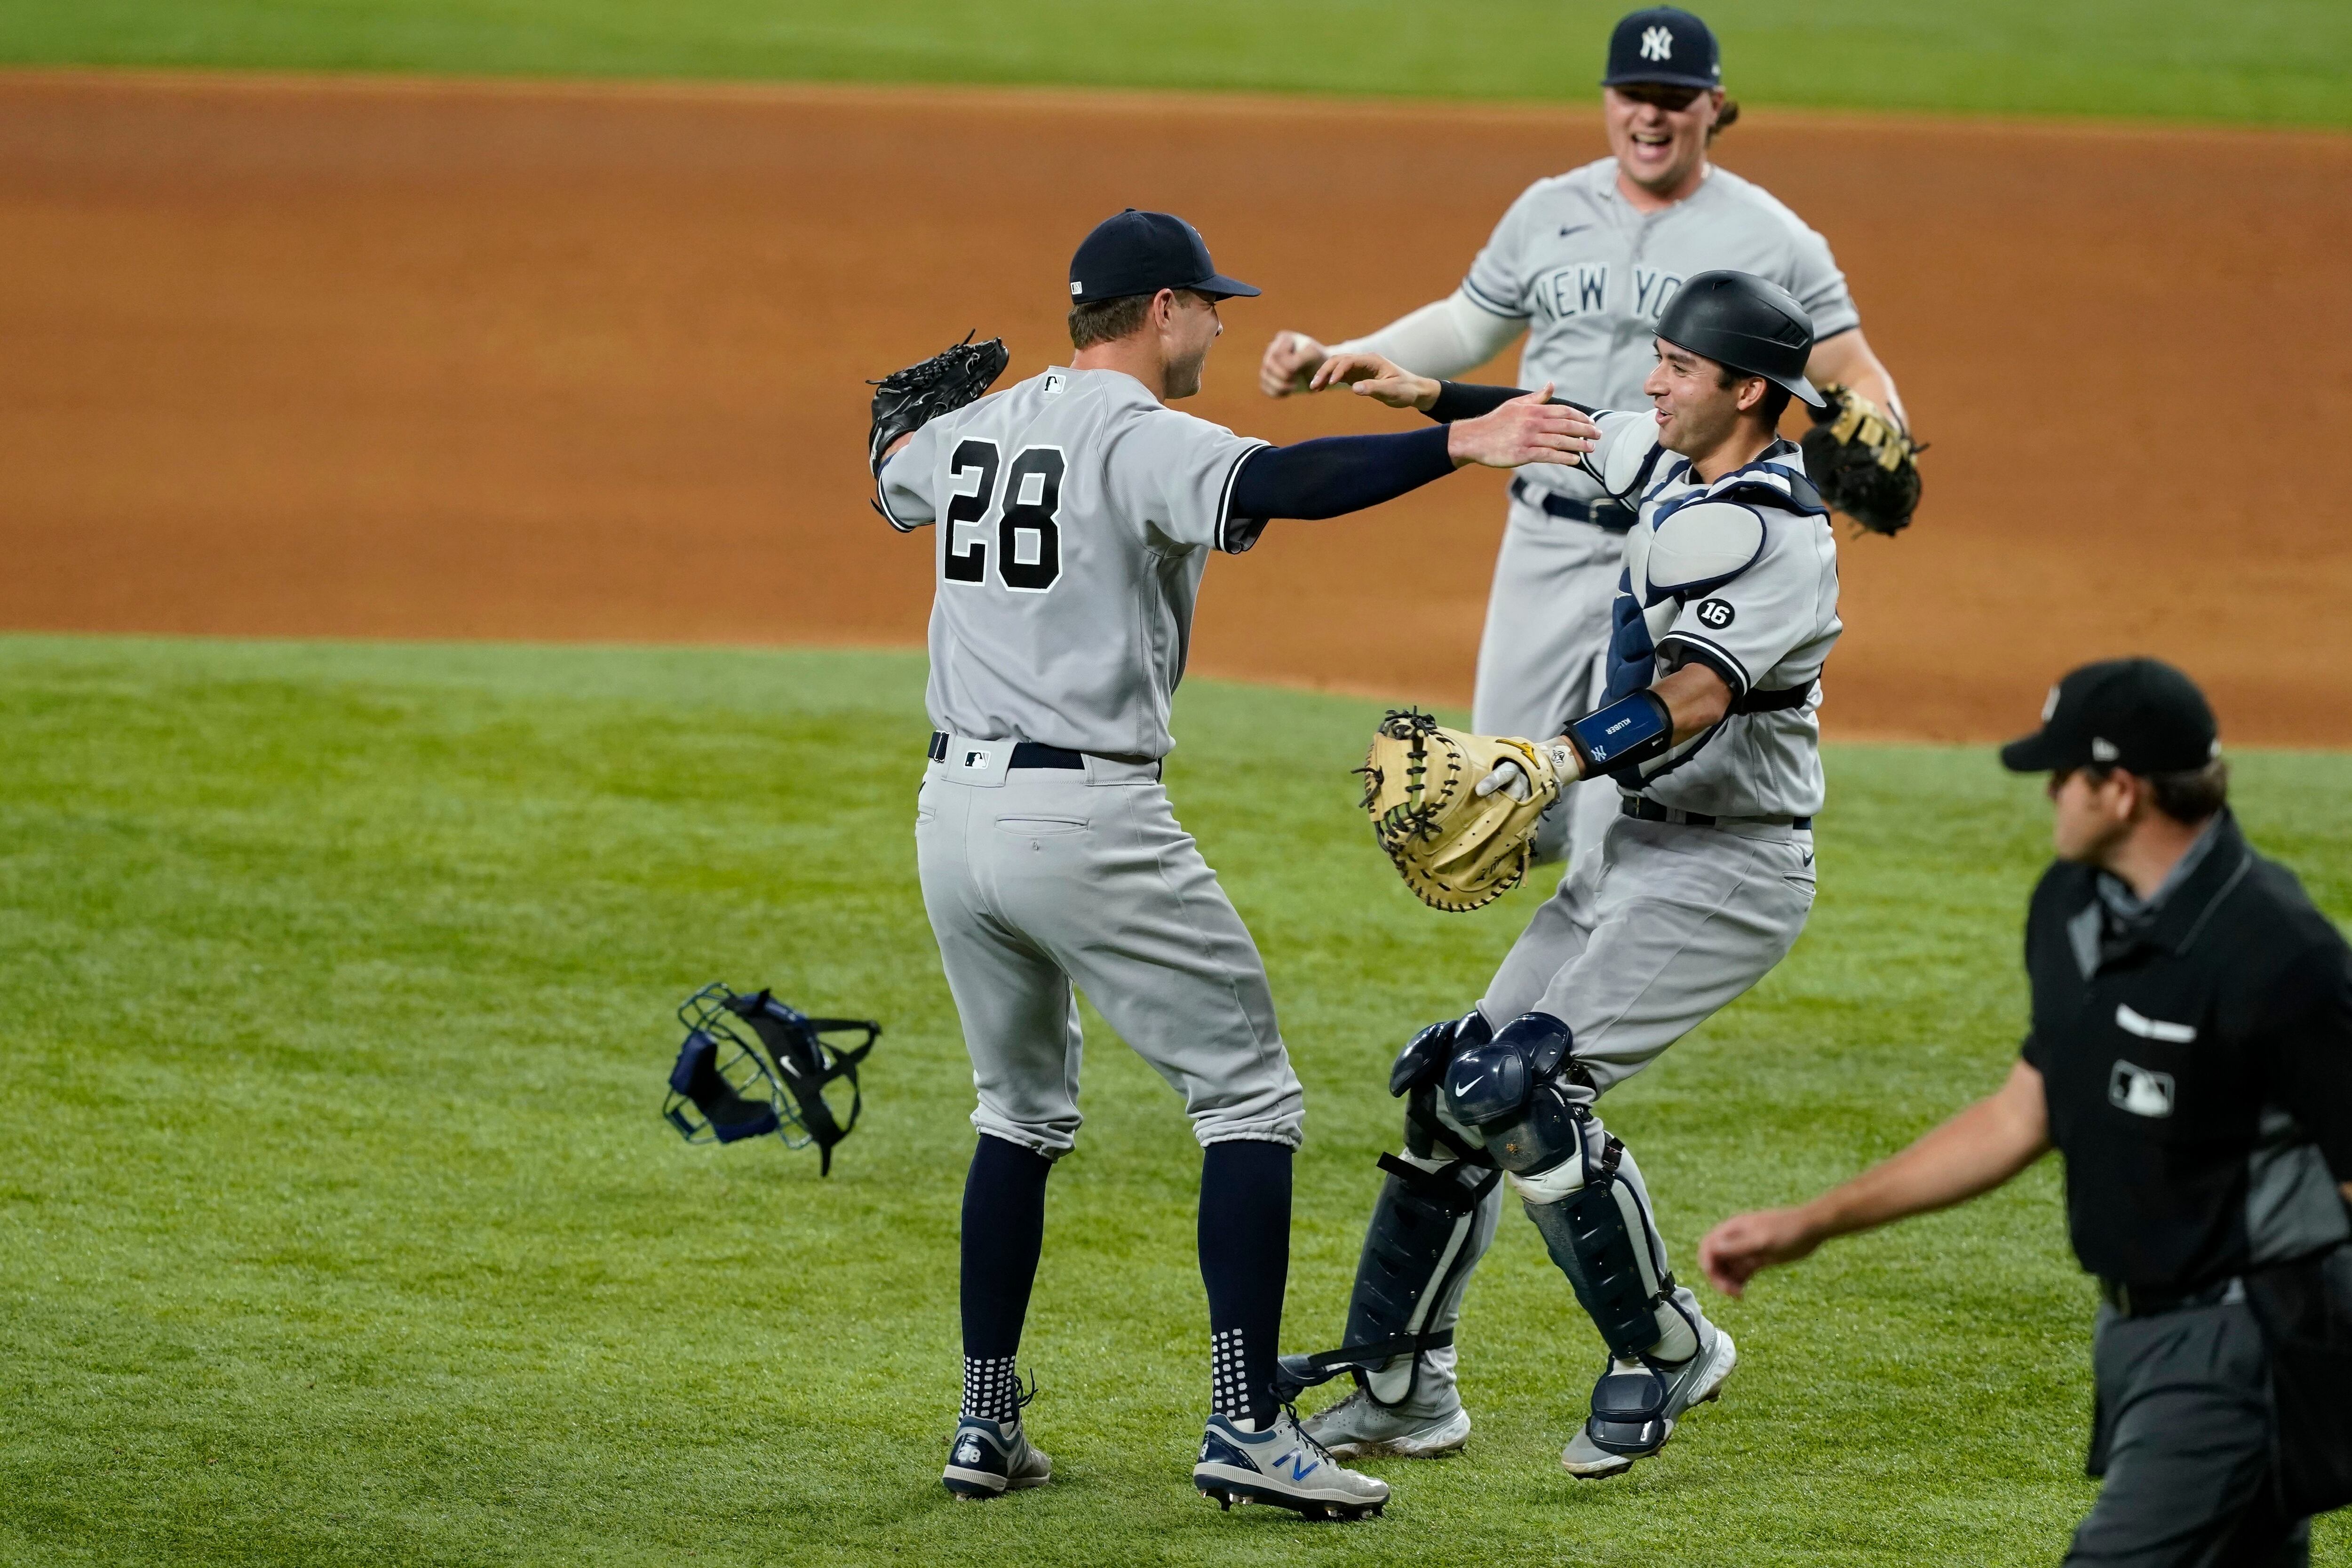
[5,0,2350,126]
[3,634,2347,1566]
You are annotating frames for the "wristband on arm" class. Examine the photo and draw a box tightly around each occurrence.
[1565,690,1675,775]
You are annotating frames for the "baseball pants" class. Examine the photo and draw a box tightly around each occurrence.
[1471,493,1628,869]
[2066,1298,2310,1567]
[915,738,1305,1158]
[1403,812,1818,1409]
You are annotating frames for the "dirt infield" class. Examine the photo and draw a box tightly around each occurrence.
[3,72,2347,742]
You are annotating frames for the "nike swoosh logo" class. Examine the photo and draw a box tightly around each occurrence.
[1557,223,1592,239]
[1801,852,1815,868]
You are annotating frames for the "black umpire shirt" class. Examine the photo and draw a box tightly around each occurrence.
[2021,810,2352,1291]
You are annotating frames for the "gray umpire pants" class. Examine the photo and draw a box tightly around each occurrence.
[1403,812,1818,1410]
[2066,1297,2310,1567]
[914,736,1305,1158]
[1470,492,1627,870]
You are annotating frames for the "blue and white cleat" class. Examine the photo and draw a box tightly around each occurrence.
[942,1416,1052,1499]
[1194,1409,1390,1520]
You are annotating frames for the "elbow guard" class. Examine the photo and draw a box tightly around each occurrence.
[1566,690,1673,776]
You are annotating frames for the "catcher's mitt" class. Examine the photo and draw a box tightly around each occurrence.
[1800,383,1923,537]
[867,332,1011,473]
[1359,710,1563,912]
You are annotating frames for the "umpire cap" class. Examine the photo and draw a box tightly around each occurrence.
[2000,658,2221,776]
[1655,270,1824,408]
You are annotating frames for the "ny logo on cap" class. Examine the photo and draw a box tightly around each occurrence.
[1640,25,1674,60]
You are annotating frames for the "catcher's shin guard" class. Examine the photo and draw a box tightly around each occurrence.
[1278,1012,1502,1406]
[1521,1142,1671,1359]
[1288,1150,1501,1407]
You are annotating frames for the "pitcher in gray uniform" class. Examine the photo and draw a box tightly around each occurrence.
[873,208,1595,1517]
[1260,5,1903,870]
[1280,271,1838,1479]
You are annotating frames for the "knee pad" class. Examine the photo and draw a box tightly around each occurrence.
[1442,1012,1581,1177]
[1388,1008,1488,1098]
[1520,1142,1674,1360]
[1278,1151,1499,1408]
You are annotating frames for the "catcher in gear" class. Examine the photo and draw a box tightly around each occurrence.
[1285,271,1839,1482]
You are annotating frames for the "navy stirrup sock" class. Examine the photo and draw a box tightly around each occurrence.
[1198,1138,1294,1430]
[961,1134,1053,1424]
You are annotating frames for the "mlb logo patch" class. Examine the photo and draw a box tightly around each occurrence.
[2107,1059,2175,1119]
[961,749,993,770]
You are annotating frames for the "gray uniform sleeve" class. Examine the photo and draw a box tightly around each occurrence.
[1459,185,1539,322]
[1102,406,1270,555]
[875,418,944,532]
[1656,523,1824,698]
[1783,212,1860,342]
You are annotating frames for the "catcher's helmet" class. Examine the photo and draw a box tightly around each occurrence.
[1655,270,1824,408]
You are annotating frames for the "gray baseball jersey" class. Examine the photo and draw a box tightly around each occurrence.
[1586,408,1841,820]
[1463,160,1858,502]
[877,366,1267,760]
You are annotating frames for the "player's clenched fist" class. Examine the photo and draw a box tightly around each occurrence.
[1258,330,1328,397]
[1447,385,1599,470]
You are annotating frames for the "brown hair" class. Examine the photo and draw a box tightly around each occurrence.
[1069,293,1153,350]
[1708,97,1741,143]
[2082,759,2231,825]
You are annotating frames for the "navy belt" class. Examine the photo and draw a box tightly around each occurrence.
[1622,796,1811,831]
[1511,477,1637,533]
[928,732,1083,770]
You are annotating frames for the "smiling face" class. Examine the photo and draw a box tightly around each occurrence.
[1642,338,1764,458]
[1603,83,1722,200]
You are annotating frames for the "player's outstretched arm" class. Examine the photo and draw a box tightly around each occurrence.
[1697,1060,2052,1297]
[1223,393,1593,525]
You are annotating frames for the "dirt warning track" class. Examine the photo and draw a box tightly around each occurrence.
[2,72,2347,742]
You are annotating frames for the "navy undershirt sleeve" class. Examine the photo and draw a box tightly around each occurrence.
[1424,382,1598,423]
[1224,425,1454,526]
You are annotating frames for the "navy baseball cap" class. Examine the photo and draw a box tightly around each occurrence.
[2000,658,2221,775]
[1068,209,1260,307]
[1602,7,1723,91]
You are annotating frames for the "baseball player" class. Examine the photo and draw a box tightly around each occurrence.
[870,208,1594,1516]
[1259,4,1904,871]
[1280,271,1838,1478]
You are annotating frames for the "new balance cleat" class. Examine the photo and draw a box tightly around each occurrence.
[1194,1409,1390,1521]
[942,1415,1052,1499]
[1301,1389,1470,1460]
[1560,1326,1737,1478]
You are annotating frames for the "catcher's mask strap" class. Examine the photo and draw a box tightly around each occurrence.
[726,990,880,1177]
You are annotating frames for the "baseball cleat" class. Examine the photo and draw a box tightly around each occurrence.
[942,1415,1052,1499]
[1560,1327,1736,1478]
[1193,1409,1390,1521]
[1301,1390,1470,1460]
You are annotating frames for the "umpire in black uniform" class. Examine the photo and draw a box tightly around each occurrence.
[1698,657,2352,1565]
